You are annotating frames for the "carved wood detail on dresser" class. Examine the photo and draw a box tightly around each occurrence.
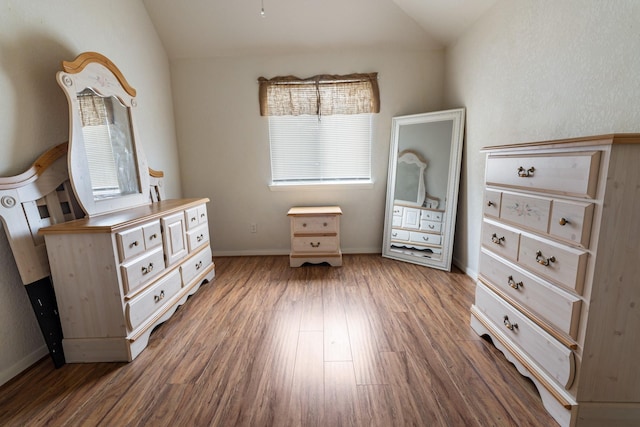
[470,134,640,426]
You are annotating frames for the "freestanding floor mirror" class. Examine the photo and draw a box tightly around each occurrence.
[382,108,465,271]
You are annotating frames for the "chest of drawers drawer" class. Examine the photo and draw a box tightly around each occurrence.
[518,234,587,294]
[485,151,601,198]
[125,269,182,331]
[475,283,576,390]
[479,249,581,339]
[481,220,521,260]
[483,189,502,218]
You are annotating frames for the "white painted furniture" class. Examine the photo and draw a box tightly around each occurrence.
[470,134,640,426]
[287,206,342,267]
[40,199,214,362]
[389,203,444,259]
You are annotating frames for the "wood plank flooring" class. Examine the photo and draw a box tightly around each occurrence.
[0,255,557,426]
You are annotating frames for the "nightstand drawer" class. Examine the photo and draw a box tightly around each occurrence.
[292,215,338,234]
[292,236,339,253]
[475,282,576,390]
[485,151,600,198]
[479,249,581,339]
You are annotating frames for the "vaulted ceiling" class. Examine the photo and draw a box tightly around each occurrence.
[142,0,498,59]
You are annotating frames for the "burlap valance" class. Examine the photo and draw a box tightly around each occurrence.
[258,73,380,116]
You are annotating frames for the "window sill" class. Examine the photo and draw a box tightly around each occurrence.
[269,180,374,191]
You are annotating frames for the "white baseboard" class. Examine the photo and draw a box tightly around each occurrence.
[212,247,381,257]
[452,256,477,280]
[0,344,48,387]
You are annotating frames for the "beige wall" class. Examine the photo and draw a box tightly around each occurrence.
[171,49,444,256]
[445,0,640,276]
[0,0,180,385]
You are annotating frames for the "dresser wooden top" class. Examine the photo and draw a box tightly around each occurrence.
[40,198,209,235]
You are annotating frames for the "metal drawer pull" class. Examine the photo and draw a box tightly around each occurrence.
[141,263,154,275]
[517,166,535,177]
[392,232,398,237]
[559,217,570,226]
[507,275,523,290]
[130,241,139,248]
[503,315,518,331]
[487,200,495,207]
[491,233,505,245]
[197,234,204,242]
[200,213,206,218]
[428,225,435,229]
[195,260,203,270]
[149,233,158,240]
[310,242,321,248]
[535,250,555,266]
[154,290,165,303]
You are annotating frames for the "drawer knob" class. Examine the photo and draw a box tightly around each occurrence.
[503,315,518,331]
[323,222,328,227]
[154,290,165,303]
[310,242,321,248]
[559,217,570,226]
[507,275,523,290]
[130,241,139,248]
[535,250,556,266]
[487,200,495,207]
[141,263,154,275]
[517,166,535,177]
[491,233,505,245]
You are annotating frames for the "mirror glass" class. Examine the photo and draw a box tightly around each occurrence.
[77,89,141,201]
[382,109,465,271]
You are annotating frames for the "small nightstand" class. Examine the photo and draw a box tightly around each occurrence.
[287,206,342,267]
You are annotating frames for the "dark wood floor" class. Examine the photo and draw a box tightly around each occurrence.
[0,255,556,426]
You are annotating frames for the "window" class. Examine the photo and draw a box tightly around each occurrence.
[258,73,380,186]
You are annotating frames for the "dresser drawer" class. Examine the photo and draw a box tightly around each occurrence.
[142,221,162,250]
[481,220,520,261]
[518,234,588,294]
[483,189,502,218]
[121,246,166,295]
[392,205,403,216]
[291,215,338,234]
[401,207,421,229]
[500,192,551,234]
[186,223,209,252]
[549,200,594,247]
[479,249,581,339]
[116,227,145,262]
[485,151,601,198]
[409,231,442,246]
[475,283,576,389]
[390,228,410,241]
[420,220,442,233]
[292,236,339,253]
[125,269,181,331]
[181,246,213,286]
[184,204,208,230]
[422,210,443,222]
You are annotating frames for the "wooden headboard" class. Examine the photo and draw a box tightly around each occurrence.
[0,142,165,367]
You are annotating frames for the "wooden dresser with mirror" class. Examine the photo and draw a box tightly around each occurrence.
[0,52,214,364]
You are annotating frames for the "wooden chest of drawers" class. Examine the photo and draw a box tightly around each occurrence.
[40,198,215,362]
[471,134,640,426]
[287,206,342,267]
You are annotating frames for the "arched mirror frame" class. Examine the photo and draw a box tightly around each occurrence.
[57,52,150,217]
[382,108,465,271]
